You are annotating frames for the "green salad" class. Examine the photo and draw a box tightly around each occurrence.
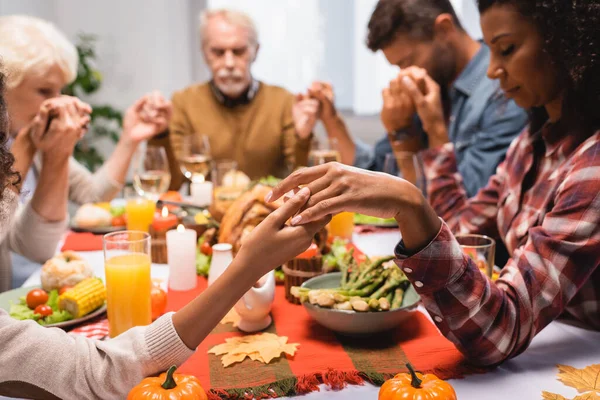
[354,213,397,226]
[9,289,73,326]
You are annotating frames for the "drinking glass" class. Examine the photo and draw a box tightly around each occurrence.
[133,146,171,201]
[211,160,246,216]
[455,234,496,278]
[124,186,156,233]
[179,134,212,183]
[103,231,152,338]
[384,152,426,195]
[308,138,341,167]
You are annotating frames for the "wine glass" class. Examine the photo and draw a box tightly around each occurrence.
[133,146,171,201]
[179,134,212,183]
[308,138,341,167]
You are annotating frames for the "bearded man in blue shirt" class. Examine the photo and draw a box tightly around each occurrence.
[304,0,527,198]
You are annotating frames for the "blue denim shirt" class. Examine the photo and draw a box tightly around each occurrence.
[355,44,528,197]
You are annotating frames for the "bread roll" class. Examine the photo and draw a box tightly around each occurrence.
[73,204,113,228]
[41,251,94,291]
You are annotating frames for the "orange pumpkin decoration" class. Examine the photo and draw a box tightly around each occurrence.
[128,365,208,400]
[379,363,457,400]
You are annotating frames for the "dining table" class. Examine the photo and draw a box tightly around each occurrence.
[8,229,600,400]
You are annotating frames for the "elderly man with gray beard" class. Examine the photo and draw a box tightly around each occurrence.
[153,9,316,188]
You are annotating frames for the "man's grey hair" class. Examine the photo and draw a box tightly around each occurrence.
[199,9,259,50]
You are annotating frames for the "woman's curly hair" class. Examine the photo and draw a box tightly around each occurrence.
[0,71,20,198]
[479,0,600,135]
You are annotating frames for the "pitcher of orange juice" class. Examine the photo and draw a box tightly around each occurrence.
[103,231,152,337]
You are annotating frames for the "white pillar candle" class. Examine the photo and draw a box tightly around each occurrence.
[190,181,213,207]
[166,224,197,291]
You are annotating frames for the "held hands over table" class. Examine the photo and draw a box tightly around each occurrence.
[292,92,320,140]
[267,163,407,222]
[266,162,442,252]
[307,81,337,123]
[293,80,338,140]
[122,91,172,144]
[236,187,331,277]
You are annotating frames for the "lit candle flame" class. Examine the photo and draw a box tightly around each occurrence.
[177,224,185,233]
[161,206,169,218]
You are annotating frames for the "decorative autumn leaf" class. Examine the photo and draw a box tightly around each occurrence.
[573,392,600,400]
[557,364,600,393]
[208,333,299,367]
[542,391,569,400]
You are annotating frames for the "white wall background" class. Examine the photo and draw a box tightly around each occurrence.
[0,0,481,115]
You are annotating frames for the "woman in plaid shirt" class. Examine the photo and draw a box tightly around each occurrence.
[268,0,600,365]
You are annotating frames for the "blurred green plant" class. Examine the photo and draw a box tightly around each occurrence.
[63,34,123,171]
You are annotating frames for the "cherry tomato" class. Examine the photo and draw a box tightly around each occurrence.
[297,243,319,259]
[151,286,168,321]
[112,215,126,227]
[59,286,73,295]
[200,241,213,256]
[34,304,53,317]
[26,289,49,310]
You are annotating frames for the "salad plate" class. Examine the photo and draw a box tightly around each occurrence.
[0,286,107,329]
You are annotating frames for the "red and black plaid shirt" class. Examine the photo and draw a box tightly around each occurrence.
[395,123,600,365]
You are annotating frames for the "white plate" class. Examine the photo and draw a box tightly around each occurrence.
[0,286,106,329]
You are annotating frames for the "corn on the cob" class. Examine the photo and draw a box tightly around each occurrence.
[59,278,106,318]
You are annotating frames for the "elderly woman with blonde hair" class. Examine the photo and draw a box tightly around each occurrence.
[0,15,172,291]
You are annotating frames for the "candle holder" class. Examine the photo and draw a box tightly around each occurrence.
[283,256,324,304]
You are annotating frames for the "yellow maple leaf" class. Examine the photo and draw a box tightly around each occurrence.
[222,353,247,367]
[208,342,237,356]
[542,392,569,400]
[248,352,265,362]
[557,364,600,393]
[208,332,300,368]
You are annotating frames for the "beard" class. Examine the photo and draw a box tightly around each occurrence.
[214,68,250,98]
[428,43,458,89]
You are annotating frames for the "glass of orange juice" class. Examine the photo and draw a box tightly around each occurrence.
[103,231,152,338]
[125,198,156,232]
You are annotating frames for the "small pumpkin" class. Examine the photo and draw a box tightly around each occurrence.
[128,365,208,400]
[379,363,457,400]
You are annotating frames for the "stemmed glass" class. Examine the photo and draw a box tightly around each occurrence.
[179,134,212,183]
[133,146,171,201]
[308,138,341,167]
